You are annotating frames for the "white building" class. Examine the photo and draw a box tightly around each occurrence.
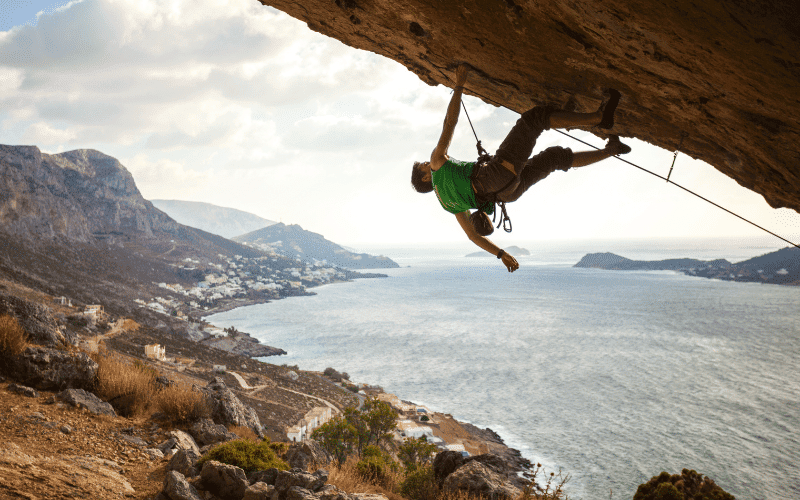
[84,305,104,317]
[144,344,166,361]
[213,365,227,373]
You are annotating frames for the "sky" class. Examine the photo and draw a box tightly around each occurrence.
[2,0,800,249]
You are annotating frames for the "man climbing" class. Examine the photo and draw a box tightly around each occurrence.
[411,64,631,272]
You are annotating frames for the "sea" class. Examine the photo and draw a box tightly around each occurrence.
[209,237,800,500]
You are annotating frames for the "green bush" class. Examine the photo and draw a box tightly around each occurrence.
[355,445,399,485]
[634,469,734,500]
[197,439,289,473]
[399,465,437,500]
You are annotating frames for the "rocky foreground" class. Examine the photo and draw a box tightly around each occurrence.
[0,278,536,500]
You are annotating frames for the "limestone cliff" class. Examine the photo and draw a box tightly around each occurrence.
[258,0,800,212]
[0,145,179,243]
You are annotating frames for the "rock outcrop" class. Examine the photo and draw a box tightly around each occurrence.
[0,292,73,346]
[56,388,117,417]
[284,440,332,471]
[11,346,98,390]
[202,378,265,438]
[0,145,179,243]
[257,0,800,213]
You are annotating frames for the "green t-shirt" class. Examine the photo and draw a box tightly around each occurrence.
[431,158,494,215]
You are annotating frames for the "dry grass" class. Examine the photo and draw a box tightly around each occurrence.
[0,314,28,359]
[92,351,159,417]
[155,383,210,424]
[228,425,259,441]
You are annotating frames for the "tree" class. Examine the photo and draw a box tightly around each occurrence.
[398,436,438,472]
[311,417,357,465]
[361,397,398,447]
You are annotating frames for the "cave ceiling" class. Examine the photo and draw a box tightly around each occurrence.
[259,0,800,213]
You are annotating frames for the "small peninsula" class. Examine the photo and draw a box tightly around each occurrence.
[575,247,800,286]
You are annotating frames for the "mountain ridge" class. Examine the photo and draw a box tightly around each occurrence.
[150,199,276,239]
[235,223,400,270]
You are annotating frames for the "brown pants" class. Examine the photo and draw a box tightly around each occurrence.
[472,106,574,204]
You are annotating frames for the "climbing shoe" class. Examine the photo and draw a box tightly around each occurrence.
[606,135,631,155]
[598,89,621,129]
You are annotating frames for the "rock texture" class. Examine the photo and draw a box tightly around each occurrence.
[11,346,98,390]
[0,292,73,346]
[56,388,117,417]
[258,0,800,212]
[202,378,265,438]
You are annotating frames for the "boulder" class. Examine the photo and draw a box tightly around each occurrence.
[200,460,249,500]
[318,484,352,500]
[7,383,38,398]
[466,454,511,475]
[57,388,116,417]
[433,450,465,486]
[163,470,203,500]
[12,346,97,390]
[286,486,318,500]
[145,448,165,460]
[248,468,280,486]
[275,468,327,494]
[202,378,264,438]
[442,460,521,500]
[191,417,238,447]
[167,430,201,455]
[0,292,73,347]
[168,449,201,478]
[243,482,278,500]
[284,440,331,470]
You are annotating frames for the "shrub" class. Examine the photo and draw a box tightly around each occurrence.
[398,436,438,472]
[0,314,28,359]
[196,439,289,473]
[355,445,400,487]
[519,463,570,500]
[228,425,259,441]
[634,469,734,500]
[399,465,437,500]
[93,352,158,417]
[155,383,211,424]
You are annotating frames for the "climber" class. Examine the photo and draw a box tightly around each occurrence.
[410,64,631,272]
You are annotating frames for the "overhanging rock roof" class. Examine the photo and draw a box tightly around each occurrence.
[259,0,800,213]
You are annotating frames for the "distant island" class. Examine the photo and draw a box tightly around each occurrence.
[466,246,530,258]
[575,247,800,286]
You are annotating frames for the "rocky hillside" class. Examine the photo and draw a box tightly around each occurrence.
[151,199,276,239]
[235,223,399,270]
[257,0,800,214]
[0,144,375,327]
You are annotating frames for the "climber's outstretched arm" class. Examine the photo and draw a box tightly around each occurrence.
[455,211,519,272]
[431,65,469,170]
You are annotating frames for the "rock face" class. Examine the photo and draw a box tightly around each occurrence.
[442,460,521,500]
[202,378,265,438]
[284,440,332,471]
[0,292,73,346]
[57,388,117,417]
[258,0,800,213]
[11,346,98,390]
[0,145,179,243]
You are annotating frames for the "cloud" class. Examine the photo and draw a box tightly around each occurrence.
[20,121,76,143]
[123,153,211,199]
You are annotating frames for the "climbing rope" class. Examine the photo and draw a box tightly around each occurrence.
[453,86,800,249]
[460,99,513,232]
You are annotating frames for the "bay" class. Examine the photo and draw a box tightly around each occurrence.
[209,238,800,500]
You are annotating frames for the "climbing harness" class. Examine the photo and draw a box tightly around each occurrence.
[666,131,688,183]
[452,85,800,249]
[460,99,514,233]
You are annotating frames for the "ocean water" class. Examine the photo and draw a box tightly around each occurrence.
[209,238,800,500]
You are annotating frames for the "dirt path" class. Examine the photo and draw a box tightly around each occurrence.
[229,371,339,414]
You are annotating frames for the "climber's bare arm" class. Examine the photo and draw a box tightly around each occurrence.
[455,211,519,272]
[431,65,469,171]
